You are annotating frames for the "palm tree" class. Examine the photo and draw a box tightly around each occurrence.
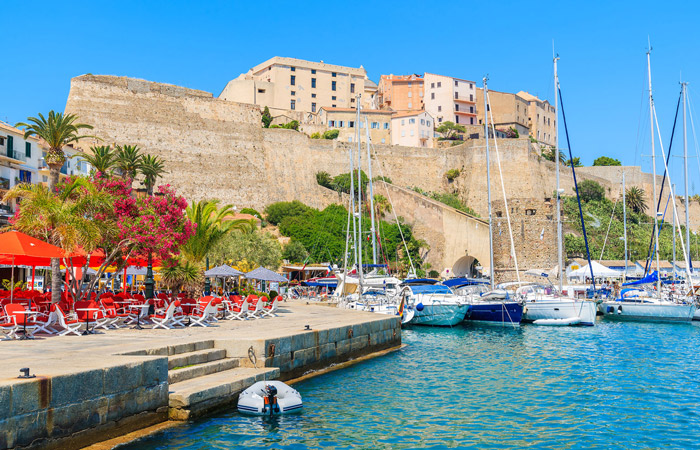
[3,177,113,303]
[373,194,392,219]
[81,145,118,177]
[161,258,201,298]
[115,144,144,180]
[181,199,254,263]
[626,186,647,214]
[16,111,95,189]
[140,154,167,195]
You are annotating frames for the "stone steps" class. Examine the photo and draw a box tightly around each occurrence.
[168,366,279,420]
[168,348,227,370]
[168,357,239,384]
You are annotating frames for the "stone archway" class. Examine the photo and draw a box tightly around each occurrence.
[451,255,476,278]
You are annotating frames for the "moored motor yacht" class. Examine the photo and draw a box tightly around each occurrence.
[399,280,468,326]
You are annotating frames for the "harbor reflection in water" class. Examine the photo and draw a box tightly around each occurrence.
[122,320,700,449]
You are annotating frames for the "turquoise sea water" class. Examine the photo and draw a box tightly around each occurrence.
[121,320,700,449]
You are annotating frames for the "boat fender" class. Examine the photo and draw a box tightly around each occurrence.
[617,305,623,315]
[607,306,614,314]
[416,302,424,312]
[522,305,527,315]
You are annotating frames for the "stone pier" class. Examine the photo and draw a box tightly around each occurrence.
[0,302,401,449]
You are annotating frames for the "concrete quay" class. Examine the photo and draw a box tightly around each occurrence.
[0,301,401,449]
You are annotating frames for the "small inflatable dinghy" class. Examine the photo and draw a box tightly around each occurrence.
[237,380,303,416]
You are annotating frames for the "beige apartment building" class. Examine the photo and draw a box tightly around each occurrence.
[219,57,377,115]
[517,91,557,147]
[475,88,530,137]
[317,107,392,144]
[391,111,434,148]
[423,73,478,127]
[377,74,424,112]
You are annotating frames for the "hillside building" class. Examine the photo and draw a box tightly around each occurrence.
[317,107,392,144]
[391,111,434,148]
[475,88,530,137]
[219,56,377,116]
[377,74,424,112]
[517,91,557,147]
[424,73,478,126]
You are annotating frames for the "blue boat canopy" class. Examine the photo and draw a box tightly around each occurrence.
[442,277,489,287]
[623,271,658,286]
[363,264,388,268]
[407,284,453,295]
[302,280,337,287]
[401,278,438,285]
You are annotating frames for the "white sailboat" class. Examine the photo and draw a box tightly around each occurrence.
[601,47,696,322]
[517,54,597,326]
[399,280,468,326]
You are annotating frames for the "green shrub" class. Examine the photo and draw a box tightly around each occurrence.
[316,171,333,189]
[282,240,308,263]
[240,208,262,219]
[310,132,321,139]
[373,175,392,184]
[428,270,440,278]
[445,169,460,181]
[577,179,605,203]
[593,156,621,166]
[331,170,368,195]
[265,200,311,225]
[262,106,272,128]
[323,129,340,140]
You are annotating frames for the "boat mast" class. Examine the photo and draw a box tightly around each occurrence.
[673,183,677,283]
[683,81,692,272]
[647,46,662,292]
[365,117,378,265]
[356,96,364,297]
[484,76,495,290]
[350,101,359,286]
[554,54,563,292]
[623,171,628,282]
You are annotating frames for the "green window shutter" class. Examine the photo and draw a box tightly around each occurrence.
[7,135,13,157]
[25,142,31,158]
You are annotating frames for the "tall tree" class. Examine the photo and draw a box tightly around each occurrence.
[81,145,118,177]
[262,106,273,128]
[435,121,466,140]
[181,199,253,263]
[115,144,144,180]
[140,154,167,195]
[593,156,622,166]
[15,111,95,304]
[625,186,647,213]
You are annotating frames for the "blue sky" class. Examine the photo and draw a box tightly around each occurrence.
[2,0,700,190]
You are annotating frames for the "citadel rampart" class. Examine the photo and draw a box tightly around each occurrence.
[64,75,700,275]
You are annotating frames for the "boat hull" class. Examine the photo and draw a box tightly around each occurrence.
[465,302,522,325]
[237,381,303,415]
[408,303,468,326]
[601,302,696,322]
[522,299,596,326]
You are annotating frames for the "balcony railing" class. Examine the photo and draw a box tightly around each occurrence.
[454,97,476,104]
[4,150,27,162]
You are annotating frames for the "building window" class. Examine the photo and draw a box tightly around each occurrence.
[437,82,442,88]
[329,120,335,127]
[348,137,353,143]
[332,81,336,91]
[381,138,386,144]
[438,118,442,123]
[258,88,265,93]
[291,66,295,71]
[455,80,458,87]
[311,78,316,88]
[470,106,474,113]
[349,121,355,128]
[431,82,435,88]
[312,102,317,112]
[312,93,316,98]
[455,92,459,99]
[351,98,355,103]
[427,121,431,127]
[438,106,442,112]
[419,91,423,97]
[371,122,379,129]
[455,116,459,124]
[408,92,412,98]
[291,75,295,85]
[25,142,31,158]
[455,104,460,111]
[420,119,425,125]
[332,72,337,77]
[332,96,336,100]
[409,118,415,124]
[470,83,473,88]
[312,69,316,74]
[383,123,389,129]
[339,121,344,127]
[470,117,474,125]
[291,91,296,96]
[290,100,295,110]
[401,130,406,137]
[408,102,412,108]
[332,104,336,108]
[350,83,355,93]
[401,119,405,125]
[431,93,435,100]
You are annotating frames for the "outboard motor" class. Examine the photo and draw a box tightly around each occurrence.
[263,384,280,416]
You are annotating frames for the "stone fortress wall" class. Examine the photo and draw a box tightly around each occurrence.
[64,75,700,274]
